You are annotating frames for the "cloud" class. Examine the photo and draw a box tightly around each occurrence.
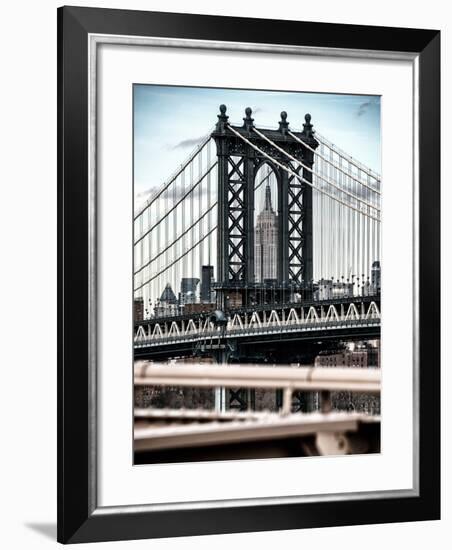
[172,136,206,149]
[356,100,373,118]
[135,182,213,207]
[136,187,157,199]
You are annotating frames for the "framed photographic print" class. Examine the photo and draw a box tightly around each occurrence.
[57,6,440,543]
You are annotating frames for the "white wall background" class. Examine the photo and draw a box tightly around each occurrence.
[0,1,449,548]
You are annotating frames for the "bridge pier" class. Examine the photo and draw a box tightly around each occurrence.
[211,337,232,413]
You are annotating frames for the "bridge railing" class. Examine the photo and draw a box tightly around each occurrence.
[134,364,381,456]
[134,318,380,347]
[134,301,381,344]
[135,363,380,403]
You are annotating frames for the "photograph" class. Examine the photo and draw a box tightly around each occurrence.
[53,5,441,543]
[133,85,382,464]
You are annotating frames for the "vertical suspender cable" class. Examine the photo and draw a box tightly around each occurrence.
[147,203,152,317]
[199,147,204,297]
[164,174,169,297]
[347,159,351,281]
[207,141,212,267]
[139,211,144,300]
[173,171,178,308]
[320,150,324,281]
[351,164,355,295]
[366,172,370,282]
[190,157,194,284]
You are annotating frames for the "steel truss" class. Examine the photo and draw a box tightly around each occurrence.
[212,107,319,305]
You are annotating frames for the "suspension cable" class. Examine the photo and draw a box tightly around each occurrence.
[134,227,216,292]
[134,161,218,246]
[315,131,380,182]
[134,133,212,220]
[254,169,272,192]
[253,127,380,212]
[134,165,273,275]
[288,131,381,194]
[134,203,218,276]
[227,125,380,223]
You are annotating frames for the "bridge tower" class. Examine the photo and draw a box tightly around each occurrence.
[211,106,319,310]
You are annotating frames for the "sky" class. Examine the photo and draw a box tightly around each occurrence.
[134,85,380,207]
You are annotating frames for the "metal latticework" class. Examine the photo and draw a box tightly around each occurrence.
[226,156,247,281]
[287,162,307,284]
[133,105,381,320]
[213,107,320,308]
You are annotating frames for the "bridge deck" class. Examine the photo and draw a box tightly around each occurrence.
[135,411,379,452]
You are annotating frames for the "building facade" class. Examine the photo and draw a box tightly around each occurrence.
[179,277,200,305]
[133,297,144,322]
[254,183,278,282]
[200,265,214,303]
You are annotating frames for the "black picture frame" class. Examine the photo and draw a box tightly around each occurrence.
[57,6,440,544]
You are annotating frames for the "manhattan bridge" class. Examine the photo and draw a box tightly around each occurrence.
[133,105,381,421]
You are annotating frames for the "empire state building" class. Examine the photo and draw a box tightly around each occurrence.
[255,183,278,282]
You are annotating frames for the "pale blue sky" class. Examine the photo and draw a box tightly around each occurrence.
[134,85,380,207]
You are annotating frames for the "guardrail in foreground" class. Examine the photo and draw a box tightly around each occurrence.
[134,363,380,415]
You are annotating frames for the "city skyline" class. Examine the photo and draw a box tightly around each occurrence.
[146,181,281,316]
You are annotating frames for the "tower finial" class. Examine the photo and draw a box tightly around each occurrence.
[302,113,314,138]
[216,104,228,133]
[278,111,289,135]
[243,107,254,132]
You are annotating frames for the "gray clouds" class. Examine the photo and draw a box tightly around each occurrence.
[356,98,379,118]
[173,136,207,149]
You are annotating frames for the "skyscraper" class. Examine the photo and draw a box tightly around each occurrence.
[133,297,144,321]
[371,260,381,294]
[201,265,214,303]
[254,183,278,282]
[180,278,200,305]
